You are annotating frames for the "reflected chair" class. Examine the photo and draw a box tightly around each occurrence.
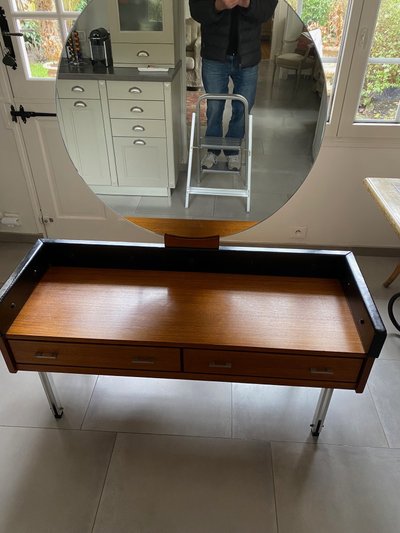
[271,33,316,91]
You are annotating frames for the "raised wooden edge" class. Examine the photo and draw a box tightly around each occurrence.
[355,356,375,393]
[126,217,257,238]
[0,336,17,373]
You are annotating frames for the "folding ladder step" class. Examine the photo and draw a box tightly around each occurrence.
[200,136,243,151]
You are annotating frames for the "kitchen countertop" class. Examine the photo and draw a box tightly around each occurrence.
[57,58,181,82]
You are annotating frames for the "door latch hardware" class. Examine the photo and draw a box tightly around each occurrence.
[10,105,56,123]
[0,6,19,70]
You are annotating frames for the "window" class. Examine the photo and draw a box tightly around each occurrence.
[9,0,88,79]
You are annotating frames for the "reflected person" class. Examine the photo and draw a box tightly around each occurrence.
[189,0,277,170]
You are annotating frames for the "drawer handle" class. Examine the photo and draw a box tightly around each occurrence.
[74,101,87,108]
[132,125,145,131]
[34,351,58,360]
[133,139,146,145]
[130,106,143,113]
[132,357,155,365]
[209,361,232,369]
[71,85,84,92]
[137,50,150,57]
[310,367,334,375]
[129,86,142,94]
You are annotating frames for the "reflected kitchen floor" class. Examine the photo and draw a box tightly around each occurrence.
[98,60,320,222]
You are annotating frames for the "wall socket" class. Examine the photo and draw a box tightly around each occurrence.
[290,226,308,239]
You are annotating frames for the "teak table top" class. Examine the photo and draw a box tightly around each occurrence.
[7,266,365,355]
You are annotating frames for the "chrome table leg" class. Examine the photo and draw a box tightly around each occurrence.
[310,388,334,437]
[38,372,63,418]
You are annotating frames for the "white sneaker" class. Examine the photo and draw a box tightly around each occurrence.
[201,152,218,169]
[227,154,241,171]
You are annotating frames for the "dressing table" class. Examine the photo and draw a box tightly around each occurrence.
[0,237,386,436]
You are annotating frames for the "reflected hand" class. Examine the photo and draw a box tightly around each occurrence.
[215,0,240,11]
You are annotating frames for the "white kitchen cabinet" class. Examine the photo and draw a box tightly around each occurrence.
[56,80,112,187]
[108,0,182,67]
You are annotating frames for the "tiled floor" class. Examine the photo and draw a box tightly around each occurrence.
[1,242,400,532]
[98,60,319,223]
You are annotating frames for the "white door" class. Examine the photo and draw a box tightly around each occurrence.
[0,0,121,239]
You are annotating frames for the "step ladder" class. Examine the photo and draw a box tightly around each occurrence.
[185,93,253,212]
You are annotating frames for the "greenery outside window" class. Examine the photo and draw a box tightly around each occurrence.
[9,0,88,79]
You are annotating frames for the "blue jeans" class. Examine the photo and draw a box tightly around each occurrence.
[202,56,258,155]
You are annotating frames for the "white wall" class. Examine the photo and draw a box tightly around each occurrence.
[224,141,400,248]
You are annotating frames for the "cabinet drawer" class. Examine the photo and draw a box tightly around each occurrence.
[183,349,363,383]
[111,118,166,138]
[106,81,164,100]
[109,100,165,120]
[112,43,175,66]
[10,340,181,372]
[56,80,100,99]
[113,136,168,188]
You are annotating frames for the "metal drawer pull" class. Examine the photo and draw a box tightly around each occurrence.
[132,125,145,131]
[34,351,58,360]
[71,85,84,92]
[137,50,150,57]
[130,106,143,113]
[133,140,146,145]
[129,87,142,94]
[132,357,155,365]
[310,367,334,375]
[74,101,87,108]
[209,361,232,369]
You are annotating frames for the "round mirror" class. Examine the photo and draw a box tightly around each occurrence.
[56,0,326,238]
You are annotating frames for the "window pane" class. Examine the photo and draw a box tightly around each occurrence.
[355,0,400,123]
[15,0,56,12]
[61,0,89,12]
[288,0,350,120]
[18,18,62,78]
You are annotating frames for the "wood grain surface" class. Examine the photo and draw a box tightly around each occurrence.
[7,266,365,355]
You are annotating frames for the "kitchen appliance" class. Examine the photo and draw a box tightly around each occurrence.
[89,27,113,67]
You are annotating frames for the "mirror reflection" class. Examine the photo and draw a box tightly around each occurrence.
[56,0,326,229]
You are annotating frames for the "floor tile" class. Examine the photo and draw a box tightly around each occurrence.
[368,360,400,447]
[272,441,400,533]
[0,426,115,533]
[93,433,277,533]
[233,384,388,447]
[0,358,97,430]
[83,376,232,438]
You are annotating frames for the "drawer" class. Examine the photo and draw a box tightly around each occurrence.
[111,118,166,138]
[108,99,165,120]
[112,43,175,66]
[56,80,100,99]
[183,349,363,383]
[9,340,181,372]
[106,81,164,100]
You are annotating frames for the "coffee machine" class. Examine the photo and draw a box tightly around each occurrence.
[89,28,113,67]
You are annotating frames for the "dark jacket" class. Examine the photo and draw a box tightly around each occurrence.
[189,0,278,68]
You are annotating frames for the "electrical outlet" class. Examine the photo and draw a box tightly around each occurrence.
[290,226,308,239]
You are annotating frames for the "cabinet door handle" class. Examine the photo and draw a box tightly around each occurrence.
[34,351,58,360]
[130,106,143,113]
[129,86,142,94]
[133,139,146,145]
[74,101,87,108]
[71,85,85,92]
[209,361,232,369]
[309,367,334,375]
[137,50,150,57]
[132,357,155,365]
[132,125,145,131]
